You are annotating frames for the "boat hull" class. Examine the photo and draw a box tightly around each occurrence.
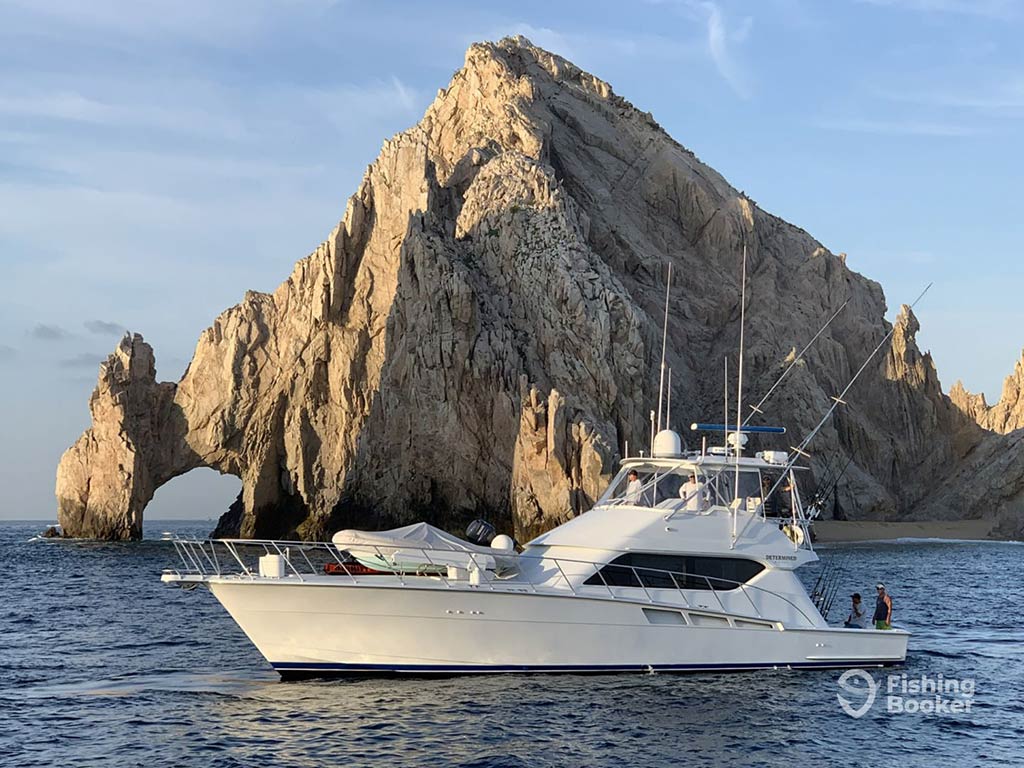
[206,579,909,676]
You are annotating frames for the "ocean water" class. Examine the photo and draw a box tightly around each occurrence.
[3,520,1023,768]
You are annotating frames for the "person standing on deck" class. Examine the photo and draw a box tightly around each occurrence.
[681,473,706,512]
[624,470,643,504]
[844,593,867,628]
[873,583,893,629]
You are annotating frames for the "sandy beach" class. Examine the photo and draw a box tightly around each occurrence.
[813,519,1001,542]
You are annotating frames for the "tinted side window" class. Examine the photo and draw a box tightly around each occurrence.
[583,553,764,590]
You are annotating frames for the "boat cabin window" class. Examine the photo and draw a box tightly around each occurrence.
[583,553,765,591]
[605,467,720,508]
[605,469,685,507]
[604,466,767,511]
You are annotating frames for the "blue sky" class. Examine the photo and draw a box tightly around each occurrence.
[2,0,1022,521]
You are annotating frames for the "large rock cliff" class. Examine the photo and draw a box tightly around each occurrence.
[56,37,1023,540]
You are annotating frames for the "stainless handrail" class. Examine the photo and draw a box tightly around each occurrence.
[165,537,819,627]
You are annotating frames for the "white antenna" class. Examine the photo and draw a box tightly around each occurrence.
[731,243,748,544]
[656,262,672,431]
[737,243,753,454]
[723,357,729,450]
[666,368,672,430]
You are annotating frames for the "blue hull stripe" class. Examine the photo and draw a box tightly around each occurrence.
[271,659,903,674]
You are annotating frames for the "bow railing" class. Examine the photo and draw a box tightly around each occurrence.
[163,536,821,628]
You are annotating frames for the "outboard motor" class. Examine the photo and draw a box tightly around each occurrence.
[465,519,497,546]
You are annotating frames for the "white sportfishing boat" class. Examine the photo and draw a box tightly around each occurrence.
[162,426,908,676]
[163,257,915,676]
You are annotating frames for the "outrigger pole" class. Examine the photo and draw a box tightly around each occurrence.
[750,282,934,544]
[742,300,850,426]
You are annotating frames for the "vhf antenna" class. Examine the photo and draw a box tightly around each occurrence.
[656,262,672,433]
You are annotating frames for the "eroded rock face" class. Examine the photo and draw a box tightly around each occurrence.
[56,36,1021,540]
[56,334,194,539]
[950,353,1024,434]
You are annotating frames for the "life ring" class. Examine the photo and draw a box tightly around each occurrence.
[781,524,805,546]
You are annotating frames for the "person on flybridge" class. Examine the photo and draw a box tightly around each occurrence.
[625,470,643,505]
[681,472,708,512]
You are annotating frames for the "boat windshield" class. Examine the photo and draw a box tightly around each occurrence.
[603,465,766,511]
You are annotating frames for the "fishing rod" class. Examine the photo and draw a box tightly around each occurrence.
[813,550,846,616]
[817,553,838,608]
[809,453,841,506]
[822,456,854,505]
[810,454,854,510]
[818,554,841,618]
[823,551,854,619]
[809,558,831,610]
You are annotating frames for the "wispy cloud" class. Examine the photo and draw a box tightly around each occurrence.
[83,320,123,335]
[473,22,702,74]
[306,77,422,130]
[857,0,1018,19]
[0,86,251,141]
[502,23,578,61]
[2,0,345,48]
[700,2,753,98]
[816,116,975,136]
[0,344,16,360]
[28,323,70,341]
[58,352,105,368]
[873,76,1024,115]
[639,0,753,97]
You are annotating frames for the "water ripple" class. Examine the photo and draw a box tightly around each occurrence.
[3,521,1022,767]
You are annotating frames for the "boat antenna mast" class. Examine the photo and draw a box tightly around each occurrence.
[656,262,672,432]
[728,244,750,542]
[723,358,729,451]
[666,368,672,430]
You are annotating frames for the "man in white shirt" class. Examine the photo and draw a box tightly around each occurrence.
[844,593,868,628]
[681,473,706,512]
[624,470,643,504]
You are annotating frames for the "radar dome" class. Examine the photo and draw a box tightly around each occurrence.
[652,429,682,458]
[490,534,515,552]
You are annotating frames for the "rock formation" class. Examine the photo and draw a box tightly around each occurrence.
[950,353,1024,434]
[56,37,1024,540]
